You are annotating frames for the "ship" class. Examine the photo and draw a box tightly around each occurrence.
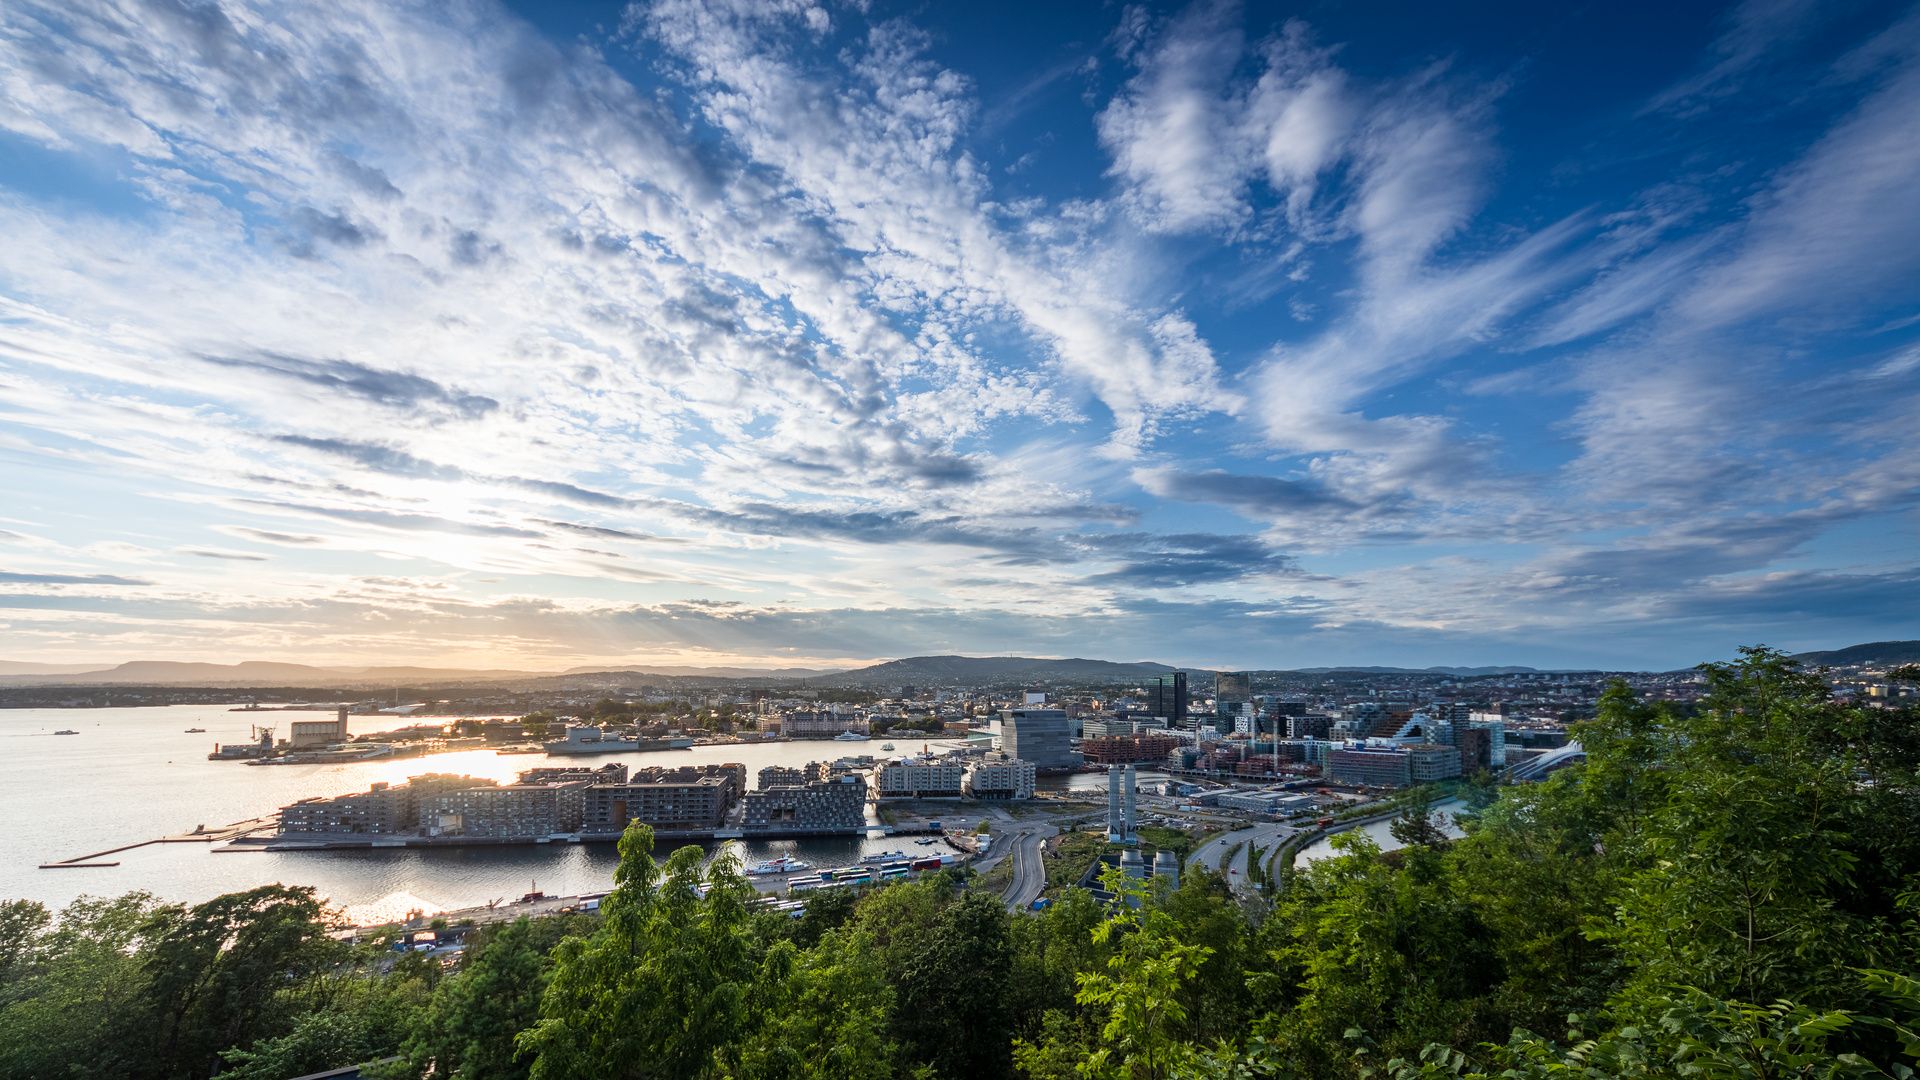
[184,727,206,733]
[880,742,895,751]
[860,849,910,863]
[52,729,78,736]
[833,731,871,742]
[746,856,812,876]
[543,725,694,756]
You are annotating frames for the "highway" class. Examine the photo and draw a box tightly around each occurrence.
[998,823,1058,911]
[1188,823,1298,891]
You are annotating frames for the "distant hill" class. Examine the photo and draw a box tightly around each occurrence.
[1293,665,1544,676]
[562,665,836,679]
[1791,641,1920,668]
[0,661,113,675]
[811,655,1183,687]
[0,659,839,687]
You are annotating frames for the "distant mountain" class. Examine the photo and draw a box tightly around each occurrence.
[811,655,1182,687]
[1791,641,1920,668]
[0,658,835,687]
[0,661,113,675]
[562,665,836,679]
[1293,665,1544,676]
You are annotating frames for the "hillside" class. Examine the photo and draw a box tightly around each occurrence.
[1790,640,1920,668]
[809,655,1184,687]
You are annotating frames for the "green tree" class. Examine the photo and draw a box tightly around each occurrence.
[895,889,1016,1078]
[519,825,761,1080]
[395,916,550,1080]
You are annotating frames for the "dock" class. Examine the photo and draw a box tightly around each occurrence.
[38,814,279,869]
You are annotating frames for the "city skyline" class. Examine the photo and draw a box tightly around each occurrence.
[2,0,1918,671]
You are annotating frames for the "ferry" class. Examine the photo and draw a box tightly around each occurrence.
[745,856,813,876]
[832,731,871,742]
[860,849,910,863]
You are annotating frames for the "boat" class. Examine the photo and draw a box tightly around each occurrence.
[860,850,910,863]
[52,729,78,736]
[833,731,871,742]
[184,727,206,733]
[914,837,937,845]
[880,743,895,751]
[746,856,813,876]
[543,726,696,756]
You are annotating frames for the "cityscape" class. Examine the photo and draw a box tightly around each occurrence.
[3,0,1919,1076]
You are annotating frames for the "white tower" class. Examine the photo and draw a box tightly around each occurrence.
[1123,764,1137,842]
[1107,764,1123,841]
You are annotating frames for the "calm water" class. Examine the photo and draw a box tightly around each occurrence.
[1,706,1122,914]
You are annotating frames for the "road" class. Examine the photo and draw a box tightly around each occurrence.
[997,823,1059,911]
[1189,823,1298,891]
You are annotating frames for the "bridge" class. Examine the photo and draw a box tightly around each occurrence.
[1502,741,1586,782]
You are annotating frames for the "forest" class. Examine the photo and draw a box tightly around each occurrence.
[1,647,1916,1079]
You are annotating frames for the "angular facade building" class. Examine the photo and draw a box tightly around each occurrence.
[1000,708,1079,769]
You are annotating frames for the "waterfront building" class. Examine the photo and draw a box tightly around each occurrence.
[782,711,871,739]
[964,754,1036,800]
[419,780,588,838]
[1000,708,1079,769]
[518,763,628,786]
[288,706,350,749]
[757,765,807,789]
[580,764,744,833]
[277,772,493,835]
[872,755,966,799]
[741,774,868,830]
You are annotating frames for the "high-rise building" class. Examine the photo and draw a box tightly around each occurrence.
[1147,673,1189,728]
[1215,672,1251,713]
[1001,709,1079,769]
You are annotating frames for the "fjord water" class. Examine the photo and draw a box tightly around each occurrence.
[0,706,1116,914]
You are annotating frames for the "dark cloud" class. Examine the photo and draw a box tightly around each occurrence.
[217,526,328,545]
[323,149,401,199]
[1079,532,1298,588]
[1136,468,1357,517]
[1650,568,1920,622]
[205,353,498,419]
[240,500,544,538]
[290,206,380,249]
[0,571,151,585]
[272,436,464,481]
[180,549,270,561]
[272,436,635,509]
[537,520,674,542]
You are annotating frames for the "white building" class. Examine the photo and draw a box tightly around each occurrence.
[872,755,966,799]
[965,755,1037,800]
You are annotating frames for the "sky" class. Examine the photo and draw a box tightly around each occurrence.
[0,0,1917,673]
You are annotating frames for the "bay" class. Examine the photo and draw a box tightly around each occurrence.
[1,705,1120,913]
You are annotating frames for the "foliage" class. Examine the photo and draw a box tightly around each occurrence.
[3,645,1917,1079]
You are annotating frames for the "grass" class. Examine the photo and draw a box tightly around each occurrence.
[1133,824,1206,863]
[1043,831,1110,897]
[976,854,1015,895]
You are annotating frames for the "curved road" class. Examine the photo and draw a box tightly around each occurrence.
[1189,824,1298,891]
[999,824,1058,911]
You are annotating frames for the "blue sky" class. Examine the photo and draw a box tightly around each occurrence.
[0,0,1917,672]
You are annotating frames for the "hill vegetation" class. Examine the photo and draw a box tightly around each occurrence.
[2,647,1918,1079]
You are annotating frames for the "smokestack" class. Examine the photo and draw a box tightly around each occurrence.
[337,705,349,738]
[1119,847,1146,909]
[1153,849,1179,892]
[1107,765,1121,840]
[1123,764,1137,841]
